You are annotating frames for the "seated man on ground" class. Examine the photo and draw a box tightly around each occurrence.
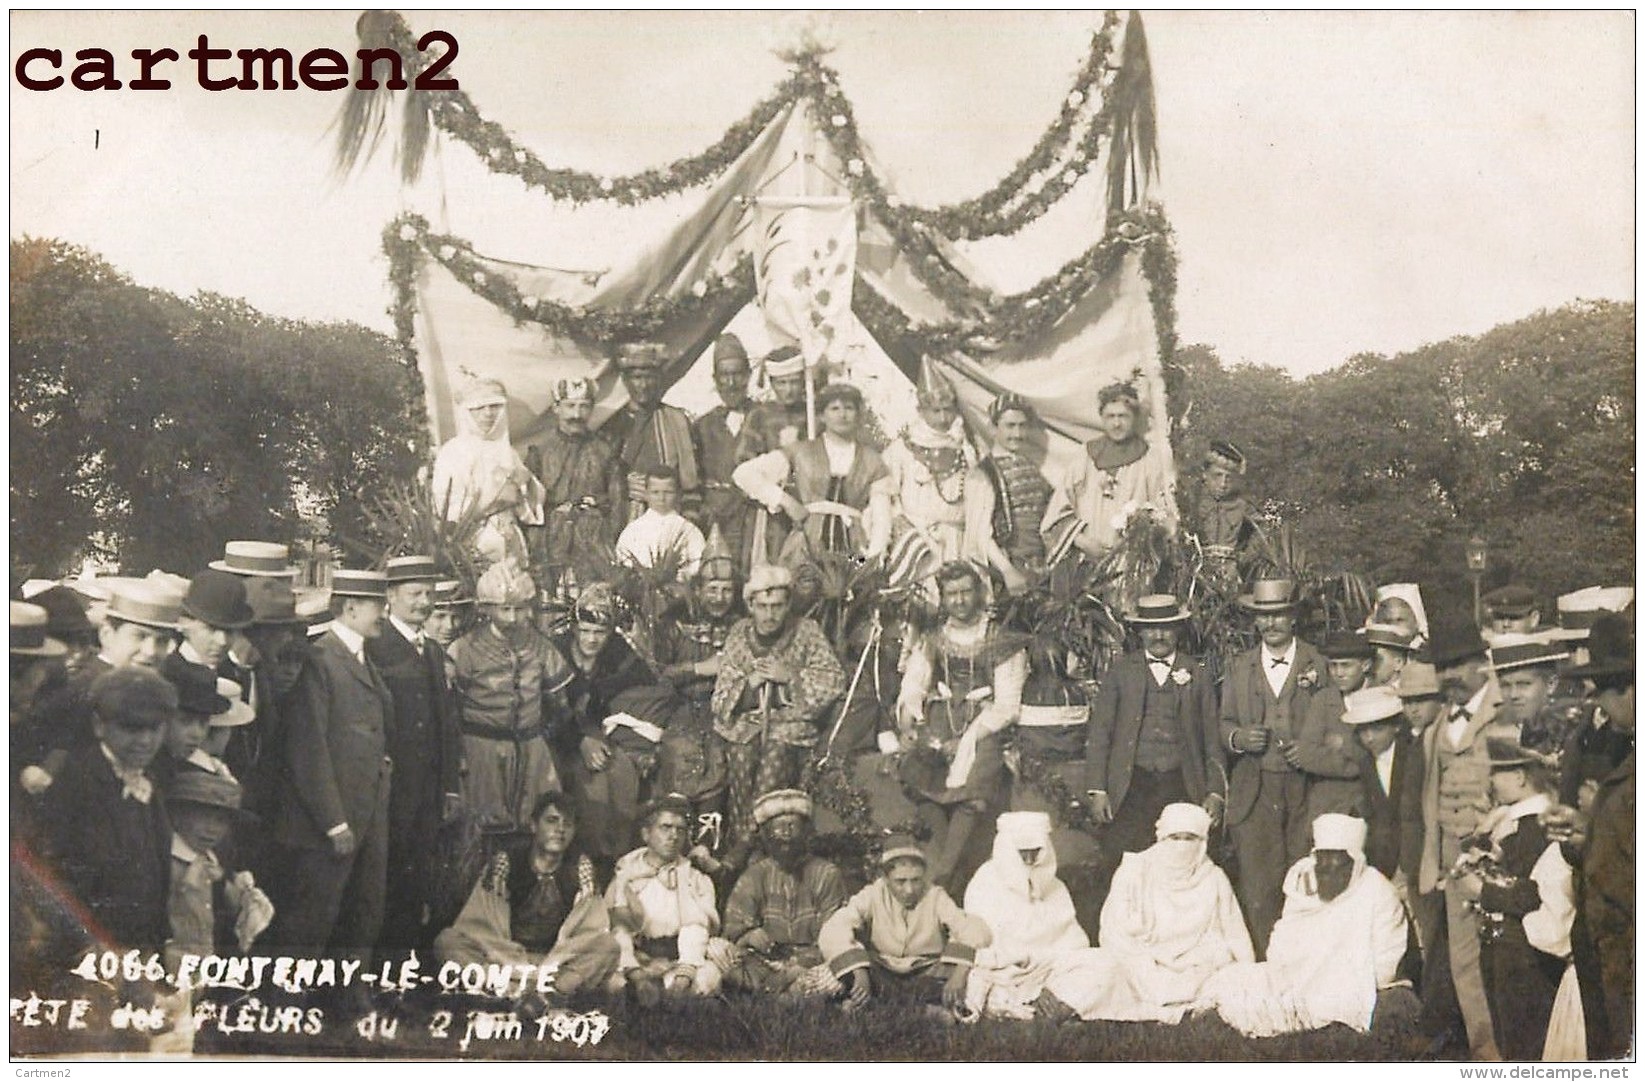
[606,794,734,1002]
[1041,802,1252,1024]
[1197,813,1410,1038]
[721,789,849,996]
[818,835,991,1014]
[433,791,621,1004]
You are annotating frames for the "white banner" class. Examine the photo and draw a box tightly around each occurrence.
[753,197,858,370]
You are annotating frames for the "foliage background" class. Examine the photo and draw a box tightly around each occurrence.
[10,238,1633,614]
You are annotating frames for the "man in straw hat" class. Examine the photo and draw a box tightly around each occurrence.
[368,555,463,954]
[1416,618,1507,1059]
[1199,812,1410,1038]
[1218,577,1329,957]
[1339,686,1425,896]
[711,564,845,868]
[721,788,848,996]
[448,559,573,836]
[1488,632,1578,767]
[694,333,757,571]
[604,342,703,525]
[265,568,394,964]
[1086,594,1223,864]
[819,832,991,1014]
[521,375,624,589]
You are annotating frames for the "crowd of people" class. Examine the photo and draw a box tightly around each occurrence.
[7,333,1634,1062]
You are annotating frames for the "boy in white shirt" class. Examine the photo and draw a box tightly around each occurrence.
[615,468,706,582]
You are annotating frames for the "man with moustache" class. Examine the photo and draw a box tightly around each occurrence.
[1218,578,1329,957]
[694,334,757,571]
[1416,620,1506,1060]
[604,343,703,525]
[368,555,462,954]
[267,569,395,963]
[524,376,624,588]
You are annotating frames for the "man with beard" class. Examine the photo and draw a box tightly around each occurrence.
[711,565,846,867]
[368,555,463,954]
[722,789,848,995]
[449,560,573,836]
[267,569,394,964]
[603,343,703,525]
[1199,813,1409,1037]
[734,345,812,464]
[1416,620,1506,1060]
[522,376,624,588]
[694,334,757,572]
[1218,578,1329,957]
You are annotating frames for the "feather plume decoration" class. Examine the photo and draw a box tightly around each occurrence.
[332,10,436,183]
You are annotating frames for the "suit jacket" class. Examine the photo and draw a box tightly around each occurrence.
[1217,639,1329,826]
[275,631,394,851]
[40,747,172,952]
[1085,650,1222,812]
[1418,678,1504,893]
[1352,730,1425,890]
[367,624,461,836]
[1294,684,1365,823]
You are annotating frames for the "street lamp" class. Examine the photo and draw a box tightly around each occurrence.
[1465,534,1489,627]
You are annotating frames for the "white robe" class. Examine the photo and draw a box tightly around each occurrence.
[1199,854,1407,1037]
[431,406,545,566]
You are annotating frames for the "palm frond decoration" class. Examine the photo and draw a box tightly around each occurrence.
[331,10,437,183]
[338,475,488,589]
[1106,10,1161,215]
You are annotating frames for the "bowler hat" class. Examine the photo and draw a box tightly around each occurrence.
[1129,594,1190,625]
[384,555,439,584]
[1238,579,1297,613]
[182,570,254,630]
[330,569,389,599]
[1565,613,1634,680]
[1319,630,1374,660]
[162,653,232,716]
[209,541,294,579]
[10,601,67,658]
[1428,621,1488,669]
[31,586,96,641]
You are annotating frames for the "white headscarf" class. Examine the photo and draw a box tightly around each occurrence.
[1148,802,1213,887]
[1372,583,1429,644]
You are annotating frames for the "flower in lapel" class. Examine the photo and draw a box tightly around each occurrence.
[1171,667,1192,686]
[1296,666,1319,691]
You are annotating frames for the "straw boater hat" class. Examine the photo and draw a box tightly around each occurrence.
[1128,594,1189,625]
[209,678,256,730]
[752,789,813,827]
[11,601,67,658]
[1550,586,1634,642]
[1238,578,1297,613]
[433,580,472,610]
[106,581,184,631]
[210,541,295,579]
[384,555,439,584]
[1488,632,1569,675]
[1340,686,1404,727]
[330,569,389,599]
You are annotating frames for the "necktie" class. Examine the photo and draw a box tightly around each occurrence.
[1269,655,1288,668]
[115,767,152,804]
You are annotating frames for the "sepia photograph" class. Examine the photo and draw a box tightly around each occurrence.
[8,8,1635,1065]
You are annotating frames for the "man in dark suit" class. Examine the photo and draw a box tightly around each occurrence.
[1085,593,1223,857]
[40,668,176,956]
[1339,686,1424,890]
[1218,577,1329,957]
[368,555,462,955]
[268,569,394,963]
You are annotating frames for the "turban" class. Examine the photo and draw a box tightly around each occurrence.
[1312,813,1368,858]
[752,789,813,826]
[763,345,805,379]
[987,392,1037,426]
[742,564,793,605]
[995,811,1052,851]
[573,582,620,627]
[475,560,534,606]
[554,377,595,404]
[1155,802,1212,841]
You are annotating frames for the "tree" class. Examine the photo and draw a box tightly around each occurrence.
[10,237,427,582]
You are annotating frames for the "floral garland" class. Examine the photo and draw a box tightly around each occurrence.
[851,202,1177,361]
[349,11,1130,240]
[382,213,755,345]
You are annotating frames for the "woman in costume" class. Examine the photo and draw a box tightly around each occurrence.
[964,393,1054,594]
[882,359,978,564]
[431,377,546,569]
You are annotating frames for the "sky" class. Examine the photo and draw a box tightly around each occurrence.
[8,10,1635,377]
